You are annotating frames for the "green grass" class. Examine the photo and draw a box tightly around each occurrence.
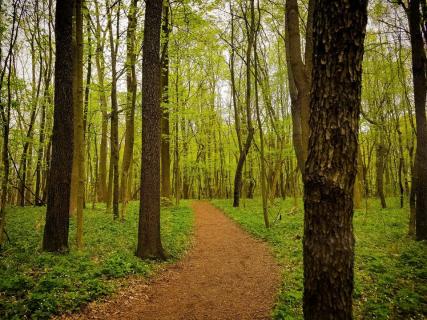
[212,197,427,320]
[0,201,193,320]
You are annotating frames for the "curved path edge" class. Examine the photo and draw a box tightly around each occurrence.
[61,201,280,320]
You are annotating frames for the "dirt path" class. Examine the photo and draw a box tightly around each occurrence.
[66,201,280,320]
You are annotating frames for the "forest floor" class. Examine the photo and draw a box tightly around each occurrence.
[62,201,280,320]
[0,202,194,319]
[213,198,427,319]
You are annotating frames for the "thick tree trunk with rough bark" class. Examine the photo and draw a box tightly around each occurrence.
[74,0,84,249]
[303,0,368,318]
[42,0,74,252]
[136,0,165,260]
[406,0,427,241]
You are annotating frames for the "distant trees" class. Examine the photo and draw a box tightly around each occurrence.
[136,0,165,259]
[303,0,368,318]
[0,0,423,259]
[42,0,74,252]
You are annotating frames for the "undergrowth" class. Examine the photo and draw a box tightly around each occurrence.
[0,201,193,319]
[212,197,426,320]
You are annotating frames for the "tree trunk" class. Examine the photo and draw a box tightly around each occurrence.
[0,0,19,246]
[35,3,53,206]
[107,0,120,219]
[120,0,138,220]
[353,148,364,209]
[303,0,368,318]
[94,0,108,203]
[74,0,84,249]
[42,0,74,252]
[229,2,242,154]
[376,142,387,209]
[160,0,171,198]
[233,0,255,208]
[83,9,92,209]
[173,65,180,205]
[284,0,313,174]
[19,33,41,207]
[136,0,165,260]
[406,0,427,241]
[254,34,269,229]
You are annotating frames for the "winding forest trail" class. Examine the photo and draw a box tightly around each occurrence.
[66,201,280,320]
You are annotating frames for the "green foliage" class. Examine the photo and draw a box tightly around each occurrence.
[212,198,427,320]
[0,201,193,319]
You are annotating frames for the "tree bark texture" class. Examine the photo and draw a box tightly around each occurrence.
[136,0,165,259]
[406,0,427,241]
[42,0,74,252]
[303,0,368,318]
[75,0,84,249]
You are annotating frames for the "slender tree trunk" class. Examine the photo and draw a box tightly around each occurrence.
[303,0,368,318]
[19,33,42,206]
[353,149,364,209]
[107,0,120,219]
[233,0,255,208]
[120,0,138,220]
[229,3,242,154]
[376,142,387,209]
[284,0,313,174]
[94,0,108,203]
[174,64,180,205]
[83,10,92,209]
[254,34,269,228]
[42,0,74,252]
[160,0,171,198]
[0,0,18,246]
[35,8,53,205]
[136,0,165,260]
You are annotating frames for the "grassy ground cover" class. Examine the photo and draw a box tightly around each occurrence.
[0,201,193,319]
[212,197,426,320]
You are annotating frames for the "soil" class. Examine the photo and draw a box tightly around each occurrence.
[62,201,280,320]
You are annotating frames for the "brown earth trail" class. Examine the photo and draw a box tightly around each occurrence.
[65,201,280,320]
